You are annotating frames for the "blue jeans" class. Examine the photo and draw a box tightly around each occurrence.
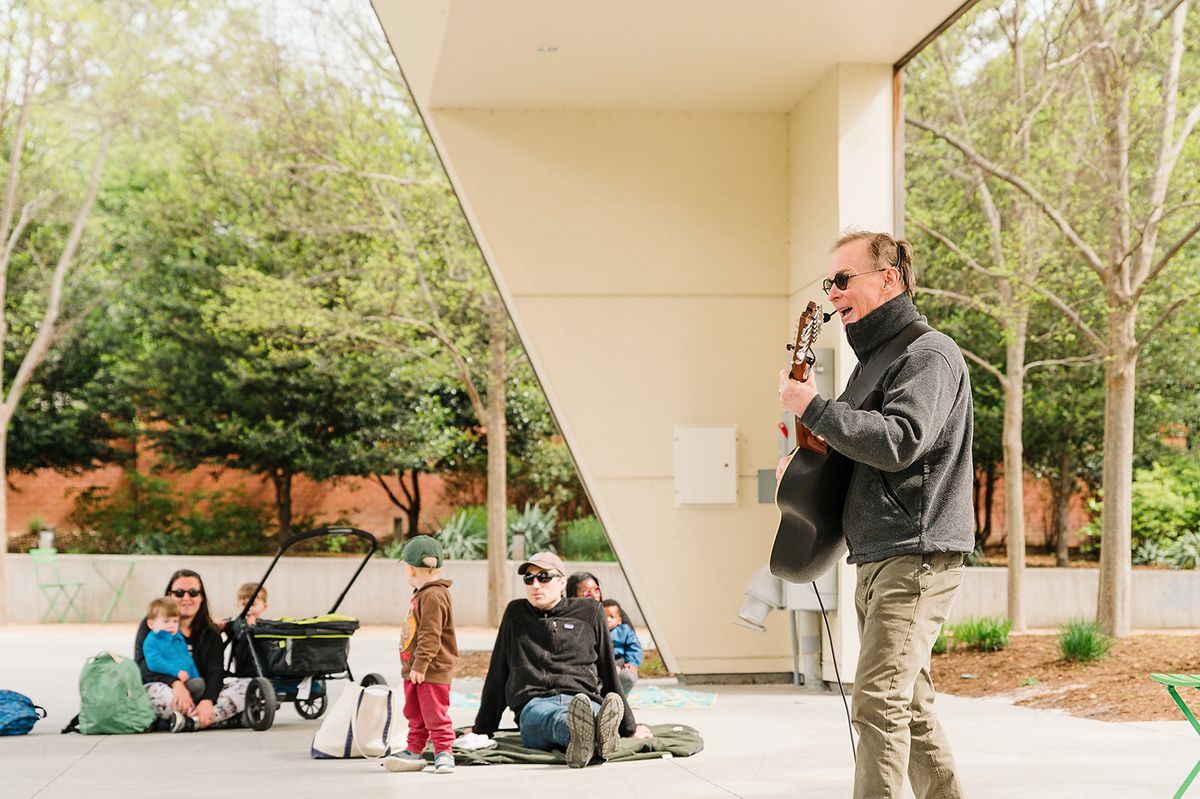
[518,694,600,751]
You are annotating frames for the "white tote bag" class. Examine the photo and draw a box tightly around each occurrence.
[311,684,403,759]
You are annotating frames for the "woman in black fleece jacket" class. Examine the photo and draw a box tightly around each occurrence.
[469,552,651,767]
[134,569,250,731]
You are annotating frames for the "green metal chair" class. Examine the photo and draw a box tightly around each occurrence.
[29,547,85,623]
[1150,673,1200,798]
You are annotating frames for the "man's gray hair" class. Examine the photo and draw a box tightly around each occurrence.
[833,230,915,301]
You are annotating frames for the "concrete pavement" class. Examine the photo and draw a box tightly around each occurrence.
[1,624,1196,798]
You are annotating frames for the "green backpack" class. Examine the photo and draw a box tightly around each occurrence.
[72,652,157,734]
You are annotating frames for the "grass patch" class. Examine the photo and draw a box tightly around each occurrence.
[932,629,949,655]
[950,616,1012,652]
[640,649,670,677]
[1058,619,1114,663]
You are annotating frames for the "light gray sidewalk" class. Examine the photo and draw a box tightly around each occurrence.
[2,624,1196,798]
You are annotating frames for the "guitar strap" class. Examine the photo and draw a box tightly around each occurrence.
[835,319,933,410]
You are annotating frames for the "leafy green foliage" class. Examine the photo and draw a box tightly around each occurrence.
[432,508,487,561]
[1081,455,1200,557]
[1058,619,1113,663]
[558,516,615,562]
[932,628,949,655]
[1163,532,1200,570]
[508,502,557,556]
[68,471,274,555]
[950,616,1012,652]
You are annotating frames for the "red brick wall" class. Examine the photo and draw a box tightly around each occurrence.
[978,469,1094,547]
[6,465,459,540]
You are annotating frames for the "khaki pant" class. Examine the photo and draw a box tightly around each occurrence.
[852,552,966,799]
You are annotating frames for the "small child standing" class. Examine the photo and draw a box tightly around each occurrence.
[384,536,459,775]
[236,582,269,625]
[142,597,205,730]
[603,599,642,694]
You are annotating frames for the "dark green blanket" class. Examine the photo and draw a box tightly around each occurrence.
[447,723,703,766]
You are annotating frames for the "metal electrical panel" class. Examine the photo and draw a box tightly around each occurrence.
[673,424,738,506]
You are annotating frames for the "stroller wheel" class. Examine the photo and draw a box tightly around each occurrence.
[295,693,327,720]
[243,677,277,731]
[360,673,386,687]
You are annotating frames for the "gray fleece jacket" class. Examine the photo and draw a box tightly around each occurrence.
[799,293,975,564]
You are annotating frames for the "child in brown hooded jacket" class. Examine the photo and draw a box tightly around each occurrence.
[384,535,458,775]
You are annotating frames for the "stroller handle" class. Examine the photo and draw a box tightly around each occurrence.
[236,526,379,620]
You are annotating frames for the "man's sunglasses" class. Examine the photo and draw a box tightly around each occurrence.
[821,268,890,295]
[168,588,202,598]
[522,571,561,585]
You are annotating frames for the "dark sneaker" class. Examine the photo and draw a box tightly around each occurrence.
[433,751,455,774]
[565,693,596,768]
[595,692,623,761]
[169,712,196,733]
[383,750,427,773]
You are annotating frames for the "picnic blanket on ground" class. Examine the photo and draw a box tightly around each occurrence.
[449,687,717,712]
[444,723,703,766]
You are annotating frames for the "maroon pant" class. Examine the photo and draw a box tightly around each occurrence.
[404,680,455,754]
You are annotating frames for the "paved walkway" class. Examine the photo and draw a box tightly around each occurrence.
[2,624,1195,798]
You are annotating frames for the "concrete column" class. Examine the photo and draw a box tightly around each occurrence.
[788,63,896,684]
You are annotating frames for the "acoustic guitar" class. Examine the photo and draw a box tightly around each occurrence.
[771,302,851,584]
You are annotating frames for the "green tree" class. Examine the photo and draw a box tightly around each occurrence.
[910,0,1200,634]
[0,0,192,621]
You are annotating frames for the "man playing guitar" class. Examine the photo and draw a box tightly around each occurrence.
[777,231,974,799]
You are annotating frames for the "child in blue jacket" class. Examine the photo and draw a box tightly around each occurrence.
[602,599,642,693]
[142,597,204,711]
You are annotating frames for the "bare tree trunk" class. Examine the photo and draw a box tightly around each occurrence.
[270,467,294,539]
[1097,310,1137,635]
[983,461,996,547]
[485,298,508,626]
[1055,449,1072,567]
[0,131,111,623]
[1003,321,1028,629]
[403,469,421,536]
[372,469,424,537]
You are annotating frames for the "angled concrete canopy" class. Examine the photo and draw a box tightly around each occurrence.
[372,1,970,677]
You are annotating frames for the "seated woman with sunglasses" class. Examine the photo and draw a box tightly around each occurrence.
[133,569,251,732]
[466,552,652,768]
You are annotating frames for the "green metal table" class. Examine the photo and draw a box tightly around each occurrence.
[1150,673,1200,799]
[91,559,138,623]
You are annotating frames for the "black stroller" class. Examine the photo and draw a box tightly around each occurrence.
[225,526,385,731]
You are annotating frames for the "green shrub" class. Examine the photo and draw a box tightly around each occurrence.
[964,546,986,567]
[71,472,183,554]
[434,508,487,560]
[932,629,949,655]
[422,502,563,561]
[1164,531,1200,569]
[1133,540,1167,566]
[508,502,556,556]
[70,471,274,554]
[558,516,616,561]
[1058,619,1113,662]
[950,616,1011,652]
[1083,456,1200,557]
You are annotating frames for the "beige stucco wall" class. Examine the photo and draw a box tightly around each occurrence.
[375,4,903,676]
[428,109,795,674]
[787,64,897,681]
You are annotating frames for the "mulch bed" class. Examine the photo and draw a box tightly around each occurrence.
[455,639,1200,723]
[930,633,1200,721]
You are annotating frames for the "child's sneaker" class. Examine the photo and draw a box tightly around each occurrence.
[169,711,196,733]
[383,750,426,772]
[433,752,455,774]
[595,692,623,761]
[565,693,596,768]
